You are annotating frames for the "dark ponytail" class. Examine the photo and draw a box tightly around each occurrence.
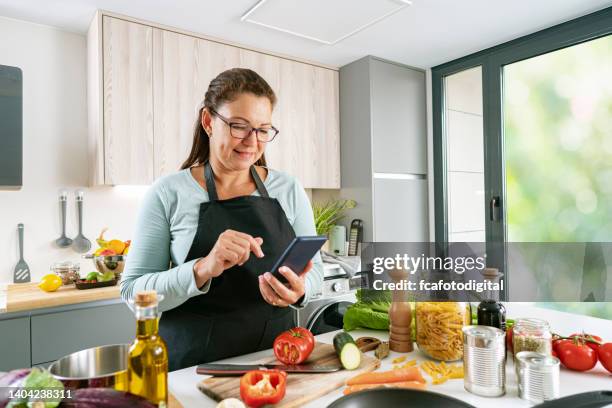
[181,68,277,170]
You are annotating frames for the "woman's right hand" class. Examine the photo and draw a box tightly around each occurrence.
[193,230,264,287]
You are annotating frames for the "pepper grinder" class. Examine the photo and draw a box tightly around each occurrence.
[388,268,413,352]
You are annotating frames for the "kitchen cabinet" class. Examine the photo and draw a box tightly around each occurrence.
[371,59,426,174]
[0,317,30,371]
[89,16,154,185]
[30,303,134,365]
[373,178,428,242]
[339,56,428,241]
[152,29,240,178]
[88,11,340,188]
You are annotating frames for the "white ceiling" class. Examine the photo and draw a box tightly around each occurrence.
[0,0,610,69]
[241,0,412,45]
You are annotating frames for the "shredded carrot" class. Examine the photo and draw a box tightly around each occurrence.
[343,381,427,395]
[346,367,425,386]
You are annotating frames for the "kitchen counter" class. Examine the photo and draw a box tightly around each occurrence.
[169,303,612,408]
[0,281,121,316]
[0,282,133,371]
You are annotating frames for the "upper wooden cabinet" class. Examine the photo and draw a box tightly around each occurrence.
[88,11,340,188]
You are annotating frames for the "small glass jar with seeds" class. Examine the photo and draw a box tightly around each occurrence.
[512,318,552,360]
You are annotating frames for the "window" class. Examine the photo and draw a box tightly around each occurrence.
[432,7,612,315]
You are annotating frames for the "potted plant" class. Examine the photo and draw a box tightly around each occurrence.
[312,199,356,252]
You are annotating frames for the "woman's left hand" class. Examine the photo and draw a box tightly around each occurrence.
[259,260,313,307]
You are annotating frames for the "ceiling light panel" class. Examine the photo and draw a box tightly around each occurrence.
[241,0,412,45]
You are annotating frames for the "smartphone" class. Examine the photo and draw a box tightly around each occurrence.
[270,236,327,282]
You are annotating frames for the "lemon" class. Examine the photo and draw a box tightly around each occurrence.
[38,274,63,292]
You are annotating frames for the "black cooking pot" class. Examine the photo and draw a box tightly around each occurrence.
[328,389,612,408]
[327,389,476,408]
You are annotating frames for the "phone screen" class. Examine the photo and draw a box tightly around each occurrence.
[270,236,327,282]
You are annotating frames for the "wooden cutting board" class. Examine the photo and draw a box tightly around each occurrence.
[6,282,120,312]
[197,342,380,408]
[168,392,183,408]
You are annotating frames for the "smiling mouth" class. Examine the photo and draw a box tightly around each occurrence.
[234,150,255,158]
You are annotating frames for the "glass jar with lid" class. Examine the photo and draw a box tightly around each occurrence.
[416,302,472,361]
[512,318,552,357]
[51,261,80,285]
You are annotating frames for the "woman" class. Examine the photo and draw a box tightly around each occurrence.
[121,68,323,371]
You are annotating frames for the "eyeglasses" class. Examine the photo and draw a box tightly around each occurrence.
[208,107,279,142]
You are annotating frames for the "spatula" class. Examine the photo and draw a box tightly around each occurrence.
[13,223,31,283]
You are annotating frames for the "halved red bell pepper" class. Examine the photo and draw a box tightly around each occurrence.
[240,370,287,408]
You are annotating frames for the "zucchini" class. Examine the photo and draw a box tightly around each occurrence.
[333,331,362,370]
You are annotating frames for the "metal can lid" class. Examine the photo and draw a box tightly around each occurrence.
[463,325,505,348]
[516,351,560,371]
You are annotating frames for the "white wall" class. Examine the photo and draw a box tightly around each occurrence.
[0,16,147,283]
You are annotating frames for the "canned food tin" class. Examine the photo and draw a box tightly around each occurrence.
[462,325,506,397]
[515,351,560,403]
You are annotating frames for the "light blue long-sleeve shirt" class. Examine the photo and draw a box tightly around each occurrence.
[120,167,323,313]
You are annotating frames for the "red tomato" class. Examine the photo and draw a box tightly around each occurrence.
[569,333,602,352]
[273,327,315,365]
[553,338,571,354]
[556,341,598,371]
[598,343,612,373]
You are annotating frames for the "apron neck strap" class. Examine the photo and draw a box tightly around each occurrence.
[204,161,269,200]
[204,161,219,200]
[250,165,270,198]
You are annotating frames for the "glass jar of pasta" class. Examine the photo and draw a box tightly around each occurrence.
[415,302,472,361]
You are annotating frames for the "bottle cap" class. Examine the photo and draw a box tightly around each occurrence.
[134,290,158,307]
[483,268,500,277]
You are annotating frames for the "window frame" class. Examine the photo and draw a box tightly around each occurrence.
[432,7,612,294]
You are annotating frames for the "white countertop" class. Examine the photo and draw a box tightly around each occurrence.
[168,303,612,408]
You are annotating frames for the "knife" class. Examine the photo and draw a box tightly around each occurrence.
[196,363,341,376]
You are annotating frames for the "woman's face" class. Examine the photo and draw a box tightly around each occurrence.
[203,93,273,171]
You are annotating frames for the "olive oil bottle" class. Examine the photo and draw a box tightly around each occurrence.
[128,291,168,407]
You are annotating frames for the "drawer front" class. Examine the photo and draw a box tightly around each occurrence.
[31,303,135,365]
[0,317,31,371]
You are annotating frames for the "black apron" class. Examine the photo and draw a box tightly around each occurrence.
[159,161,296,371]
